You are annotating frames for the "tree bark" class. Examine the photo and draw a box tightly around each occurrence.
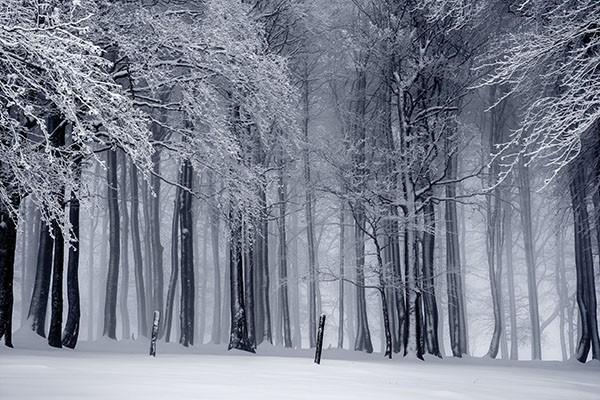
[277,162,292,348]
[570,161,600,361]
[228,208,254,353]
[0,201,19,347]
[164,176,181,343]
[129,164,148,337]
[504,190,518,360]
[118,152,130,340]
[517,160,542,359]
[28,221,53,337]
[48,212,64,348]
[103,149,120,339]
[179,160,194,347]
[62,188,81,348]
[422,201,440,357]
[338,200,345,349]
[207,171,222,344]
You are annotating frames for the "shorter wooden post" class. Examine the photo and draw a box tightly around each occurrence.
[314,314,326,364]
[149,310,160,357]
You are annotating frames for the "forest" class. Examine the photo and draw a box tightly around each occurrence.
[0,0,600,398]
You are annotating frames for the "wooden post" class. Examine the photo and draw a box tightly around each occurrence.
[314,314,326,364]
[149,310,160,357]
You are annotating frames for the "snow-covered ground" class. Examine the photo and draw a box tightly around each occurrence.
[1,339,599,400]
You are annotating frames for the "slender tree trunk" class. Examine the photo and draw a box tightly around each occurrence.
[87,210,98,341]
[28,221,53,337]
[164,177,181,343]
[197,198,207,344]
[179,160,194,347]
[570,161,600,361]
[130,164,148,337]
[228,208,254,353]
[338,200,345,349]
[118,152,130,340]
[444,146,468,357]
[555,227,568,361]
[207,172,222,344]
[62,187,81,348]
[141,179,154,326]
[517,160,542,359]
[352,68,373,354]
[150,153,164,334]
[277,163,292,348]
[243,221,256,348]
[290,205,301,347]
[302,68,319,348]
[422,202,440,357]
[48,211,64,348]
[0,200,19,347]
[103,149,120,339]
[504,191,518,360]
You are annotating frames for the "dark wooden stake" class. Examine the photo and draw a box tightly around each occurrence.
[149,310,160,357]
[314,314,326,364]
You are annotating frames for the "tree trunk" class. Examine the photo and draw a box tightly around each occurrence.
[48,212,64,348]
[517,160,542,359]
[228,208,254,353]
[422,201,440,357]
[504,190,518,360]
[129,164,148,337]
[179,160,194,347]
[28,221,53,337]
[164,177,181,343]
[338,200,345,349]
[103,149,120,339]
[118,152,131,340]
[243,222,256,348]
[62,189,81,348]
[555,227,568,361]
[290,206,301,347]
[141,179,154,327]
[302,68,319,348]
[207,172,222,344]
[150,153,164,335]
[444,145,468,357]
[570,161,600,361]
[277,163,292,348]
[0,200,19,347]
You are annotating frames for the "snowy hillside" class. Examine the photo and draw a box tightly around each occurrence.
[1,343,599,400]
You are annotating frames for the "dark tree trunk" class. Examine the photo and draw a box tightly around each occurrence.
[62,189,81,348]
[0,201,19,347]
[517,160,542,360]
[48,214,64,348]
[277,163,292,348]
[444,153,468,357]
[570,161,600,362]
[28,221,53,337]
[338,200,345,349]
[244,224,256,348]
[103,149,120,339]
[129,164,148,337]
[179,160,195,347]
[352,69,373,354]
[422,201,440,357]
[150,152,164,334]
[207,172,222,344]
[141,179,154,327]
[228,208,254,353]
[302,69,319,348]
[164,177,181,343]
[118,152,131,340]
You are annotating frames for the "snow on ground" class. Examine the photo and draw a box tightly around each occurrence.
[1,337,599,400]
